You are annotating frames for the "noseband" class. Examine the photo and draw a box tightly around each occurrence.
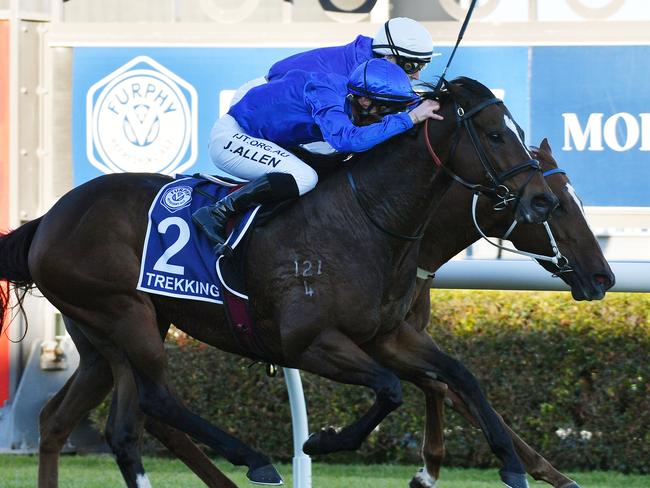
[470,167,574,275]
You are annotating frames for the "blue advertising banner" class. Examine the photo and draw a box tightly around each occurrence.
[530,46,650,207]
[72,45,528,187]
[74,44,650,208]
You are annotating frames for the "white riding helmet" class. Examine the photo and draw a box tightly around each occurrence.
[372,17,439,62]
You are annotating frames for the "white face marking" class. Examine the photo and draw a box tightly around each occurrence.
[136,474,153,488]
[566,183,586,218]
[504,114,533,157]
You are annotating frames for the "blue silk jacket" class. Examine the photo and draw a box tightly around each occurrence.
[229,69,413,153]
[267,35,375,80]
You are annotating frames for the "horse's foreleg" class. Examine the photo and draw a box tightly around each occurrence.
[423,382,580,488]
[292,328,403,456]
[144,417,238,488]
[409,390,446,488]
[371,323,529,488]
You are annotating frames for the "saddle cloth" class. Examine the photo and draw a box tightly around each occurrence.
[137,175,259,304]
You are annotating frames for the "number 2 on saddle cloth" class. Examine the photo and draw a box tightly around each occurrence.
[137,174,270,361]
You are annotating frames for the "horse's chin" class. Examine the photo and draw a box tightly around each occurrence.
[570,287,606,302]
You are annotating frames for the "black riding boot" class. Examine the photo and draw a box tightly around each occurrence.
[192,173,299,255]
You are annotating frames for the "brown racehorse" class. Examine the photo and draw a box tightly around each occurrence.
[31,138,611,488]
[405,138,613,488]
[1,78,562,488]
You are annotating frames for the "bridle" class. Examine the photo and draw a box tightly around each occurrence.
[423,92,541,211]
[350,86,573,276]
[468,167,574,275]
[416,168,574,281]
[349,87,542,241]
[421,93,572,275]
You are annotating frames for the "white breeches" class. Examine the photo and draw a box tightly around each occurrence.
[209,114,318,196]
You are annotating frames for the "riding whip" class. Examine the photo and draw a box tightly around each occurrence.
[434,0,478,92]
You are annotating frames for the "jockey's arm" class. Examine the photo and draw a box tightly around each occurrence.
[305,81,413,153]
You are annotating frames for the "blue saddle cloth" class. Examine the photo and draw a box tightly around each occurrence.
[137,175,260,304]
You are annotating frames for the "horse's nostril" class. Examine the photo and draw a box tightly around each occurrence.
[594,273,614,290]
[531,194,559,214]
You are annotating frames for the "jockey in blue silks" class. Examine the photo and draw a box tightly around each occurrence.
[270,17,438,80]
[229,17,440,108]
[193,58,443,253]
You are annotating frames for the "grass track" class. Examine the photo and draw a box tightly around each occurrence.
[1,454,648,487]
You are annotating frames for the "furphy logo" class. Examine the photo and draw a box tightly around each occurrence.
[161,185,193,212]
[86,56,198,175]
[562,112,650,152]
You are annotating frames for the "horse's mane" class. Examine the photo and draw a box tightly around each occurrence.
[418,76,496,106]
[419,76,530,145]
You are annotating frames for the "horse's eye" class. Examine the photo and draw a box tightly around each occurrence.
[488,132,503,143]
[553,202,567,216]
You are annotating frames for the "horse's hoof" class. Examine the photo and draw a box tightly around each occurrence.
[302,427,338,455]
[409,467,439,488]
[247,464,283,486]
[500,471,529,488]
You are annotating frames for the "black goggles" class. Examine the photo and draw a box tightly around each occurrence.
[397,58,428,75]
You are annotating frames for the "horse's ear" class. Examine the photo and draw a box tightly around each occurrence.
[540,137,552,154]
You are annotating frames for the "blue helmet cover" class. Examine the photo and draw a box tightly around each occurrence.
[347,58,420,104]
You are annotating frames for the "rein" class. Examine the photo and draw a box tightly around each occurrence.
[416,168,574,280]
[469,167,573,274]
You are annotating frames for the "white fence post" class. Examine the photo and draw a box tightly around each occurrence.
[283,367,311,488]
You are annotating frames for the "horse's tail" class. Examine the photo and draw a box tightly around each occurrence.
[0,218,41,334]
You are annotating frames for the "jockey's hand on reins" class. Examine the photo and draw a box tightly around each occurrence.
[409,99,444,124]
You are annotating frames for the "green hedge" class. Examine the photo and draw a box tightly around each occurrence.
[92,291,650,473]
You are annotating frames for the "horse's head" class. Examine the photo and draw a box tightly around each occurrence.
[426,77,559,224]
[506,139,615,300]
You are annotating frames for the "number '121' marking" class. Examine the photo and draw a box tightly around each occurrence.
[293,259,323,277]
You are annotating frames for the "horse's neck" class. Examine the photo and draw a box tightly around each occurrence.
[348,137,450,244]
[418,187,511,273]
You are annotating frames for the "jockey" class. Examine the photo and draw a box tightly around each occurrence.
[193,58,443,254]
[269,17,437,80]
[229,17,438,107]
